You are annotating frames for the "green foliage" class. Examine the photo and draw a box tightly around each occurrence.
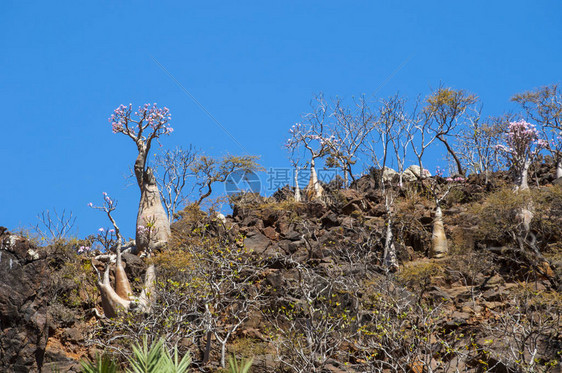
[80,354,120,373]
[127,336,166,373]
[191,154,263,206]
[162,344,192,373]
[227,354,254,373]
[126,336,190,373]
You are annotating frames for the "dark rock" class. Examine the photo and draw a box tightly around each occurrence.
[62,327,84,344]
[244,231,271,252]
[0,232,50,372]
[321,212,340,228]
[287,240,304,254]
[262,226,279,241]
[481,287,508,302]
[428,286,453,302]
[283,230,302,241]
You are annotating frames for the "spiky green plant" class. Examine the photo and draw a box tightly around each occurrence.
[80,353,120,373]
[162,343,191,373]
[126,335,191,373]
[126,336,166,373]
[227,354,253,373]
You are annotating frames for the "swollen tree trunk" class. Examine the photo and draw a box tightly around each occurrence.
[431,204,448,258]
[306,158,324,200]
[294,166,301,202]
[95,246,155,317]
[556,157,562,179]
[515,159,531,191]
[134,149,171,252]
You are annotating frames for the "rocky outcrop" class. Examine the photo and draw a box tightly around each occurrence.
[0,228,50,372]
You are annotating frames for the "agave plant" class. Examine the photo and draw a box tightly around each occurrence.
[227,354,253,373]
[126,335,191,373]
[162,343,192,373]
[80,353,120,373]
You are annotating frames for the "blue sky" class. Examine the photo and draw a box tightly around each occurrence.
[1,1,561,240]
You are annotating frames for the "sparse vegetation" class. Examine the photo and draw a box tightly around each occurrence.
[2,83,562,372]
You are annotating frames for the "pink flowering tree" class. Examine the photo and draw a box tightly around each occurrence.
[286,96,332,200]
[513,84,562,178]
[496,120,547,191]
[89,193,155,317]
[110,103,173,252]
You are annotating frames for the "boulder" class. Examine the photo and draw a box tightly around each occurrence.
[382,166,398,182]
[244,231,271,252]
[402,165,431,182]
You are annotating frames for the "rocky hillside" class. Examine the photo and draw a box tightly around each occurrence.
[1,165,561,372]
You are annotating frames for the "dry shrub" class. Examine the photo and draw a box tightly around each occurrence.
[474,187,534,246]
[397,260,445,294]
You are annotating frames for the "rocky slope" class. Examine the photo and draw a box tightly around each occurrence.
[1,166,561,372]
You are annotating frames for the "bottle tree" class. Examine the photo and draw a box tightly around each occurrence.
[496,120,546,191]
[110,103,173,252]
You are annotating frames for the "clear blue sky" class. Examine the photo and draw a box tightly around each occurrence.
[1,1,561,240]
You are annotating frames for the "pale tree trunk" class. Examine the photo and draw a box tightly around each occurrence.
[383,215,398,270]
[431,204,448,258]
[515,159,531,191]
[556,157,562,179]
[306,158,324,200]
[294,166,301,202]
[95,245,156,317]
[134,148,171,252]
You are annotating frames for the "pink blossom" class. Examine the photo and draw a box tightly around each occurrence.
[78,245,90,254]
[109,103,173,138]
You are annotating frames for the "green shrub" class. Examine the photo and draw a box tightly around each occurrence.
[80,353,120,373]
[227,354,254,373]
[126,335,191,373]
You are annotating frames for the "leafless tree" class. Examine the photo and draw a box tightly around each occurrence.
[34,208,76,244]
[266,259,357,372]
[326,96,376,187]
[483,289,562,372]
[456,112,508,183]
[153,145,199,222]
[195,244,263,368]
[387,95,415,187]
[364,94,412,270]
[409,98,439,180]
